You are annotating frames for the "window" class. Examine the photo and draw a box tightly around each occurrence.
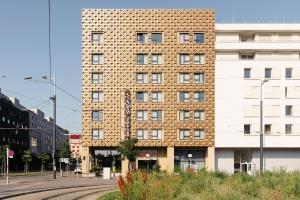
[194,73,204,84]
[194,33,204,43]
[137,110,148,121]
[151,73,162,84]
[244,68,251,79]
[179,73,190,84]
[152,54,162,65]
[179,129,190,140]
[240,54,254,60]
[92,129,103,140]
[151,92,162,102]
[137,33,147,43]
[179,92,190,102]
[137,54,148,65]
[265,68,272,78]
[286,68,292,79]
[194,110,205,121]
[31,137,38,147]
[136,92,147,103]
[285,124,292,134]
[194,54,205,64]
[136,73,148,84]
[92,54,104,65]
[179,110,189,121]
[92,111,103,121]
[137,129,147,140]
[151,129,162,140]
[264,124,271,134]
[92,91,103,102]
[194,92,205,102]
[179,33,189,43]
[244,124,251,134]
[285,105,293,116]
[179,54,190,65]
[194,129,205,140]
[151,33,162,43]
[92,33,103,44]
[92,73,103,84]
[152,110,162,121]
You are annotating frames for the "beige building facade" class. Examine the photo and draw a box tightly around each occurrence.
[81,9,215,176]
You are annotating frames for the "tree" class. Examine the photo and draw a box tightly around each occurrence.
[22,150,32,173]
[0,146,8,174]
[117,138,138,172]
[38,153,50,172]
[59,141,71,158]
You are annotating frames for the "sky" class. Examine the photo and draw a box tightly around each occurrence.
[1,0,300,133]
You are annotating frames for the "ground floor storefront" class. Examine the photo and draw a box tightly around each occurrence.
[81,146,215,177]
[216,148,300,175]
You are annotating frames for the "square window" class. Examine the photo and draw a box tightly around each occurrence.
[137,129,147,140]
[194,110,205,121]
[152,110,162,121]
[179,73,190,84]
[92,110,103,121]
[179,129,190,140]
[194,54,205,64]
[179,110,189,121]
[137,54,148,65]
[194,33,204,43]
[194,92,205,102]
[151,129,162,140]
[137,110,147,121]
[92,33,103,44]
[264,124,271,134]
[152,73,162,84]
[92,73,103,84]
[194,129,205,140]
[244,124,251,134]
[136,73,147,84]
[179,33,190,43]
[151,33,162,43]
[286,68,292,79]
[152,54,162,65]
[285,105,293,116]
[244,68,251,79]
[194,73,204,84]
[92,92,103,102]
[92,54,103,65]
[151,92,162,103]
[265,68,272,78]
[136,92,147,103]
[92,129,103,140]
[137,33,147,43]
[285,124,292,134]
[179,54,190,65]
[179,92,190,102]
[240,54,254,60]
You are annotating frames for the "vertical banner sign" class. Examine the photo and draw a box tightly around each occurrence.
[124,89,131,138]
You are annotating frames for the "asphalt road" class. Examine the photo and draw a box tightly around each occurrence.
[0,172,117,200]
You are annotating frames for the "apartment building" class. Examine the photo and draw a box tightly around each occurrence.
[69,134,82,158]
[215,24,300,174]
[81,9,215,176]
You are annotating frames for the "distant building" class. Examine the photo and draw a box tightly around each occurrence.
[69,134,82,158]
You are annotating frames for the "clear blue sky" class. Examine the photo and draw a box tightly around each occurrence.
[1,0,300,133]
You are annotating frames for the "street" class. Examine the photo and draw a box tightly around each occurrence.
[0,172,117,200]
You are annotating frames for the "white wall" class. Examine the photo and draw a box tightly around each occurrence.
[215,149,234,173]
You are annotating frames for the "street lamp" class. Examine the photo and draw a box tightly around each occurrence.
[260,79,269,175]
[24,73,57,179]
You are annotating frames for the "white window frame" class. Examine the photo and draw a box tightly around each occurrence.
[152,54,162,65]
[194,110,205,121]
[194,54,205,65]
[151,129,162,140]
[179,73,190,84]
[137,54,148,65]
[92,32,103,44]
[136,73,148,84]
[151,33,162,44]
[152,73,162,84]
[92,91,103,102]
[194,92,204,102]
[92,73,103,84]
[194,33,205,44]
[136,92,148,103]
[179,129,190,140]
[92,129,104,140]
[151,92,162,103]
[92,54,104,65]
[179,110,189,121]
[137,33,147,44]
[137,129,148,140]
[194,73,204,84]
[137,110,148,121]
[179,54,190,65]
[92,110,103,121]
[179,92,190,102]
[194,129,205,140]
[179,33,190,43]
[152,110,162,121]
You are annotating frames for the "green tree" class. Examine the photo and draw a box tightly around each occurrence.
[59,141,71,158]
[117,138,138,172]
[22,150,32,173]
[0,146,8,174]
[38,153,50,172]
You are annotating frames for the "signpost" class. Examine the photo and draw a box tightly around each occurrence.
[6,148,14,185]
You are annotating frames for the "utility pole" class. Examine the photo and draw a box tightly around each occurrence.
[260,79,268,175]
[51,73,57,179]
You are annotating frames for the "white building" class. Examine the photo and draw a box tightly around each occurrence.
[215,24,300,174]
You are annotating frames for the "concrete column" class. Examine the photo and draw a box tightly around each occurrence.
[121,159,129,177]
[205,146,215,171]
[166,146,174,174]
[81,146,91,177]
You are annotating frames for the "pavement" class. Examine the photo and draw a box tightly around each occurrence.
[0,172,118,200]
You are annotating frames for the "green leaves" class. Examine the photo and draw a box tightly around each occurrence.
[117,138,138,162]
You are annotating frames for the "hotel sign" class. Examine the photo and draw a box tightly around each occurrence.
[124,89,131,138]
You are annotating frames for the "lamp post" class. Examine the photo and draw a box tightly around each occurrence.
[24,73,57,179]
[260,79,269,175]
